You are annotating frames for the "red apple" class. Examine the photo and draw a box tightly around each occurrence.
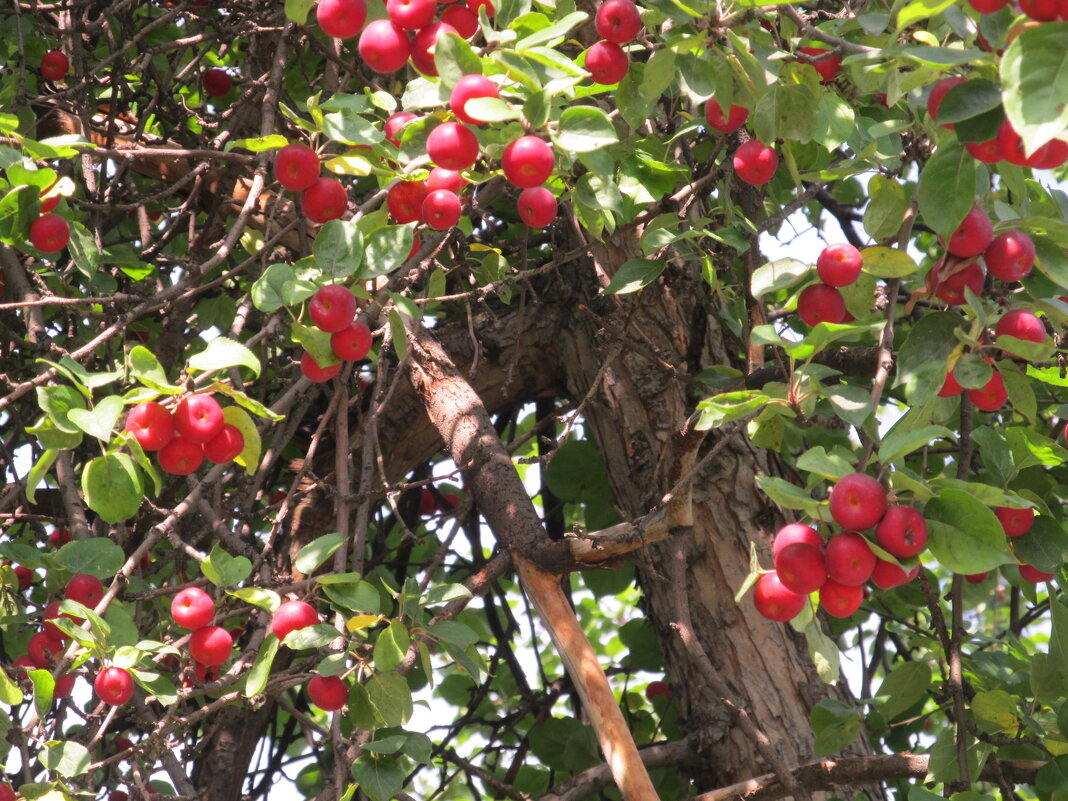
[995,309,1045,351]
[384,111,418,147]
[272,600,320,642]
[645,680,672,701]
[426,122,480,171]
[502,136,554,188]
[797,283,846,326]
[1020,0,1061,20]
[995,506,1035,538]
[797,46,842,83]
[174,394,224,443]
[1019,563,1055,582]
[927,75,966,128]
[387,0,436,30]
[733,139,778,185]
[819,579,864,617]
[422,189,463,230]
[585,41,629,85]
[773,523,822,555]
[410,22,457,77]
[816,243,863,287]
[95,666,135,706]
[387,180,429,223]
[517,187,558,228]
[66,573,105,608]
[359,19,412,73]
[29,213,71,253]
[125,401,175,451]
[317,0,368,38]
[996,120,1031,166]
[967,0,1010,10]
[753,572,805,621]
[938,368,964,398]
[28,631,65,668]
[308,674,349,711]
[450,74,499,126]
[774,542,827,594]
[985,231,1035,282]
[274,144,321,192]
[300,351,341,383]
[426,167,467,194]
[158,434,205,475]
[968,369,1007,412]
[301,177,348,223]
[189,626,233,666]
[934,262,985,306]
[704,98,749,134]
[40,50,69,81]
[49,527,71,547]
[946,206,993,258]
[875,506,928,558]
[203,68,232,98]
[331,322,373,361]
[441,5,479,37]
[828,473,887,531]
[171,587,216,630]
[203,424,244,464]
[309,284,357,333]
[966,137,1002,163]
[595,0,641,42]
[824,532,877,586]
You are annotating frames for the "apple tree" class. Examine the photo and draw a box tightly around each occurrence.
[1,0,1068,800]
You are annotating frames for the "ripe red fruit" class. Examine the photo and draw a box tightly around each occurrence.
[773,523,823,555]
[171,587,216,630]
[946,206,993,258]
[934,261,985,306]
[996,120,1030,167]
[420,488,438,516]
[29,213,71,252]
[965,572,990,583]
[968,369,1008,412]
[40,183,62,214]
[384,111,418,147]
[967,0,1009,10]
[204,424,244,464]
[40,50,70,81]
[985,231,1036,282]
[43,600,78,641]
[13,565,33,589]
[585,41,630,85]
[825,532,877,586]
[426,122,480,171]
[645,680,672,701]
[50,527,71,547]
[927,76,966,127]
[158,435,204,475]
[331,322,374,361]
[54,673,75,698]
[819,579,864,618]
[125,401,175,451]
[965,137,1002,164]
[300,351,341,383]
[0,784,14,801]
[1028,138,1068,170]
[189,626,233,666]
[595,0,641,42]
[995,309,1045,350]
[317,0,368,37]
[733,139,778,185]
[203,69,232,98]
[272,600,320,642]
[753,572,806,621]
[359,20,412,73]
[28,632,65,668]
[773,543,827,594]
[517,187,558,228]
[450,75,499,126]
[422,189,463,230]
[426,167,467,194]
[797,283,846,326]
[441,5,479,38]
[1019,0,1061,19]
[502,136,555,188]
[938,368,964,398]
[308,674,349,711]
[797,46,842,83]
[95,666,135,706]
[875,506,928,559]
[387,180,429,223]
[410,22,458,77]
[816,244,864,287]
[67,573,105,608]
[174,394,224,443]
[301,178,348,223]
[995,506,1035,538]
[310,284,357,333]
[387,0,436,29]
[1020,563,1055,583]
[829,473,887,531]
[703,98,749,134]
[468,0,494,17]
[274,144,321,192]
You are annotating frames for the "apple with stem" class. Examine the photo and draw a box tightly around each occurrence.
[828,473,887,531]
[174,394,224,443]
[171,587,216,630]
[125,401,175,451]
[95,666,135,706]
[595,0,641,42]
[309,284,357,333]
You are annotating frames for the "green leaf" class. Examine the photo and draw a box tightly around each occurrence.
[938,78,1002,125]
[27,416,82,450]
[516,11,588,49]
[131,669,178,706]
[362,735,407,755]
[314,220,364,279]
[917,140,975,239]
[894,312,962,404]
[434,33,482,89]
[57,538,125,578]
[751,258,810,299]
[25,449,57,505]
[863,175,910,242]
[879,425,953,464]
[1036,755,1068,793]
[284,0,316,23]
[555,106,618,153]
[823,384,872,427]
[796,446,853,481]
[895,0,956,31]
[925,489,1015,574]
[228,587,281,612]
[810,699,862,757]
[129,346,181,394]
[1013,516,1068,573]
[350,756,406,801]
[373,620,411,672]
[602,259,665,294]
[201,543,253,588]
[755,475,821,516]
[218,404,264,477]
[251,263,297,312]
[804,620,841,684]
[244,634,279,697]
[295,533,346,575]
[524,90,550,128]
[696,390,772,429]
[0,668,24,706]
[81,454,143,523]
[37,385,86,433]
[365,672,413,727]
[284,623,340,650]
[67,395,123,441]
[860,247,918,278]
[39,741,91,778]
[463,97,519,122]
[640,48,677,102]
[187,337,261,378]
[876,661,931,720]
[66,222,101,279]
[362,225,414,279]
[231,134,289,152]
[971,689,1019,735]
[1002,24,1068,154]
[323,579,382,613]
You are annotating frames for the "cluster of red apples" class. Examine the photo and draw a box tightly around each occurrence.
[299,284,374,382]
[753,473,926,622]
[124,394,244,476]
[796,243,864,326]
